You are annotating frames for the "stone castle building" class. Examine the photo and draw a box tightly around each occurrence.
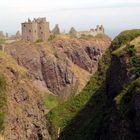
[21,17,50,42]
[69,25,105,38]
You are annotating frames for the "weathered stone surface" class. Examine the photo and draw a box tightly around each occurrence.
[0,35,111,139]
[0,53,51,140]
[53,37,111,73]
[51,24,60,34]
[69,27,77,35]
[5,36,111,98]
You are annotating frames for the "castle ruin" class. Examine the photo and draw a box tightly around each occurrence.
[52,24,60,35]
[69,25,105,38]
[21,17,105,42]
[21,17,50,42]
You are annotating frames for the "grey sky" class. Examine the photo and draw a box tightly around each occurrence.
[0,0,140,37]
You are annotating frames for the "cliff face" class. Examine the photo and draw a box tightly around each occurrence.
[46,30,140,140]
[0,52,51,140]
[5,35,111,98]
[0,35,111,139]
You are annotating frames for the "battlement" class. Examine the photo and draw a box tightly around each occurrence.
[22,17,50,42]
[23,17,48,24]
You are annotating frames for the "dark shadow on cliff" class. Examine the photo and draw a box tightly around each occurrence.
[58,55,138,140]
[58,84,114,140]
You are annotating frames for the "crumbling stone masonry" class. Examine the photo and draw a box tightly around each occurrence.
[69,25,105,38]
[22,17,50,42]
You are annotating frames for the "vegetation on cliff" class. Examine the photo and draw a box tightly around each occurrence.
[0,74,6,132]
[44,95,60,110]
[46,49,112,139]
[0,39,5,45]
[46,29,140,140]
[112,29,140,50]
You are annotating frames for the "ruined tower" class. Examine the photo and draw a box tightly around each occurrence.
[52,24,60,35]
[21,17,50,42]
[69,27,77,36]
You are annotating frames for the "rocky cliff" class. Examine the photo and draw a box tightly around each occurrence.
[0,35,111,139]
[5,35,111,99]
[0,52,51,140]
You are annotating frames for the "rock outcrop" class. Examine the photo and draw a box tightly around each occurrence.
[5,35,111,98]
[51,24,60,34]
[69,27,77,36]
[0,52,51,140]
[0,34,111,139]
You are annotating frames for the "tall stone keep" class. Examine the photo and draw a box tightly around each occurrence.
[21,17,50,42]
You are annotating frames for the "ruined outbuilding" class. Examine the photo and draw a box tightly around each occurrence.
[52,24,60,35]
[69,25,105,38]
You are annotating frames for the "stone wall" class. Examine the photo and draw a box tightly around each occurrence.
[69,25,105,38]
[21,18,50,42]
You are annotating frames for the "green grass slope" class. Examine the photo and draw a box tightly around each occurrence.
[46,29,140,140]
[46,50,111,139]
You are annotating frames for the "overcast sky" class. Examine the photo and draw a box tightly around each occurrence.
[0,0,140,37]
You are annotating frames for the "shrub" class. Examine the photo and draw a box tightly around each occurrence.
[130,56,140,77]
[119,78,140,117]
[48,34,56,41]
[128,44,136,56]
[44,95,60,110]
